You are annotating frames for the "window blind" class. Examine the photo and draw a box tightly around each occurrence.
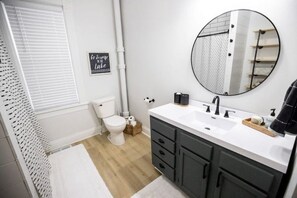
[5,4,79,111]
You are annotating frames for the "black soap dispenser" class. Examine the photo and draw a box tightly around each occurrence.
[266,108,276,128]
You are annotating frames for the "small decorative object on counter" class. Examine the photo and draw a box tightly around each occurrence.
[242,118,277,137]
[180,94,189,105]
[124,119,142,136]
[251,115,264,125]
[174,92,182,104]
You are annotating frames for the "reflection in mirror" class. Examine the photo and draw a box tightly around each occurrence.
[191,10,280,96]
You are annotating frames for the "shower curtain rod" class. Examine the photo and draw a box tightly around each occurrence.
[198,29,229,38]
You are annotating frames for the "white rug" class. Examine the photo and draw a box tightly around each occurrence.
[131,175,188,198]
[49,144,113,198]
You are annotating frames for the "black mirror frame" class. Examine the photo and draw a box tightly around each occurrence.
[190,9,281,96]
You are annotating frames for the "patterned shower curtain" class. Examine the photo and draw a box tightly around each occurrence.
[192,33,229,94]
[0,33,52,197]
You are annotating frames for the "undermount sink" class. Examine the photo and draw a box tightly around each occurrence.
[179,110,237,134]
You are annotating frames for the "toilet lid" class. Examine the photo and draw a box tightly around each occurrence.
[103,115,126,127]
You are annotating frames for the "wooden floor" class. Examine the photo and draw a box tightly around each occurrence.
[73,132,160,198]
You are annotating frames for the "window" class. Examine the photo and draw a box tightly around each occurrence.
[5,4,79,111]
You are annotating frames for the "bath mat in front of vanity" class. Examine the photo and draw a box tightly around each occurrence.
[131,175,188,198]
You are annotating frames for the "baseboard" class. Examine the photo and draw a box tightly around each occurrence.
[142,126,151,138]
[49,127,101,151]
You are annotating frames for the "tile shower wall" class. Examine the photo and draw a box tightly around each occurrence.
[229,11,250,94]
[0,119,30,198]
[200,12,231,36]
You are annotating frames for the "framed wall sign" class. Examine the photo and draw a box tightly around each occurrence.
[88,52,111,75]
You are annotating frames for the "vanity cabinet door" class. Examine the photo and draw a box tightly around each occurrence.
[218,151,275,193]
[214,169,267,198]
[179,147,209,198]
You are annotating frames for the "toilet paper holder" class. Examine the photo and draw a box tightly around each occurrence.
[144,97,155,103]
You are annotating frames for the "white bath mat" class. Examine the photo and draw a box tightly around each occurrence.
[49,144,112,198]
[131,175,188,198]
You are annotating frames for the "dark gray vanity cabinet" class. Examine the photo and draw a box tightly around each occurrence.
[213,150,282,198]
[178,130,212,198]
[150,116,286,198]
[214,168,267,198]
[151,117,176,182]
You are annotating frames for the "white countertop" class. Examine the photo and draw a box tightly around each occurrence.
[148,101,296,173]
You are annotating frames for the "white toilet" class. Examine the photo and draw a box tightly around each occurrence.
[92,97,126,145]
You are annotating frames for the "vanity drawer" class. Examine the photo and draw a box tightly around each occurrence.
[180,131,213,161]
[151,130,175,153]
[152,141,175,168]
[150,117,176,141]
[152,154,175,182]
[219,151,275,193]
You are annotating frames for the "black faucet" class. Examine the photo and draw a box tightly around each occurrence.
[212,96,220,115]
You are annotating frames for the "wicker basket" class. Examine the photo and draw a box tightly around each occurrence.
[124,121,142,136]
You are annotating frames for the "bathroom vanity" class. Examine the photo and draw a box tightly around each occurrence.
[149,101,296,198]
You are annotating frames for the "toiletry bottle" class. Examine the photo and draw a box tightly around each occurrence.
[265,108,276,128]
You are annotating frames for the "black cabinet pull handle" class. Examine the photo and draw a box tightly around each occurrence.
[159,150,165,155]
[158,138,165,144]
[202,164,208,179]
[216,172,223,187]
[159,163,165,169]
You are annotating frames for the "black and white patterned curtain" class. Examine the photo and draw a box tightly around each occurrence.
[0,33,52,197]
[192,33,229,94]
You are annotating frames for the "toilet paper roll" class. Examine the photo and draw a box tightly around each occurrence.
[128,116,135,122]
[131,121,137,127]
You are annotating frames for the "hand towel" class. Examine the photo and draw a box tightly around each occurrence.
[270,79,297,135]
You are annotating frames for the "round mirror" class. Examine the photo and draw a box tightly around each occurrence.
[191,9,280,96]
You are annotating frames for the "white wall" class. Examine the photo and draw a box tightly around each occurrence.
[121,0,297,196]
[45,0,121,149]
[121,0,297,134]
[11,0,121,150]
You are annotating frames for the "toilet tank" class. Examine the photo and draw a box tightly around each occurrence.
[92,96,115,118]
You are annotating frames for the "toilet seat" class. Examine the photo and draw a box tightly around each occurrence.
[103,115,126,145]
[103,115,126,127]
